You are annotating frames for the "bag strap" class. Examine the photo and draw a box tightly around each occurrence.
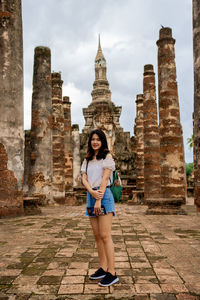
[86,160,89,175]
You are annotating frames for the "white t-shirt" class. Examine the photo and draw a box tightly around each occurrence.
[81,156,115,188]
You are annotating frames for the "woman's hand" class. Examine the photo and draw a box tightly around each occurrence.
[94,199,102,216]
[91,190,103,201]
[93,190,104,216]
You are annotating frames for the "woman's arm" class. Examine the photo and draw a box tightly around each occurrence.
[99,168,112,194]
[82,173,103,201]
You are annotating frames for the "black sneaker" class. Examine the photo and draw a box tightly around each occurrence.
[89,267,106,280]
[99,271,119,286]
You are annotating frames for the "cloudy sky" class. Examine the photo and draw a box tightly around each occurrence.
[22,0,193,163]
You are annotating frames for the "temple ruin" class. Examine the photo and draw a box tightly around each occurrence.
[80,36,136,191]
[0,0,195,217]
[193,0,200,210]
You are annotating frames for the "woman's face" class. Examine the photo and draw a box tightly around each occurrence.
[91,133,102,152]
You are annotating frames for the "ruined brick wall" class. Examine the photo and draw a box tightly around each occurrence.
[63,96,73,192]
[29,47,53,204]
[24,130,31,195]
[157,27,186,203]
[193,0,200,208]
[134,94,144,190]
[72,125,81,187]
[0,0,24,216]
[143,65,162,202]
[52,72,65,203]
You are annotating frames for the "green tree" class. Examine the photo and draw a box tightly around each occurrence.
[187,134,193,149]
[186,163,193,177]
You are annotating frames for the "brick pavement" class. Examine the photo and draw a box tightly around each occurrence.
[0,202,199,299]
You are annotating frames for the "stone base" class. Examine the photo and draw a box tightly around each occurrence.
[0,205,24,218]
[145,198,187,215]
[128,190,144,205]
[24,197,42,215]
[65,191,82,205]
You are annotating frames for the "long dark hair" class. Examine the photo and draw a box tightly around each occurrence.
[86,129,109,161]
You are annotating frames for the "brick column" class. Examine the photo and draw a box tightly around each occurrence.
[135,94,144,191]
[52,72,65,203]
[72,125,81,187]
[157,27,186,209]
[193,0,200,210]
[0,0,24,217]
[29,47,53,204]
[63,96,73,192]
[143,65,162,209]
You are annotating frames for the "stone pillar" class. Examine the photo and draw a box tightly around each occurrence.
[157,27,186,208]
[135,94,144,191]
[0,0,24,217]
[63,96,73,192]
[24,130,31,196]
[29,47,53,204]
[143,65,162,209]
[72,125,81,187]
[52,72,65,203]
[193,0,200,210]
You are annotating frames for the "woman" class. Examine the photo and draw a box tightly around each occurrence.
[81,129,119,287]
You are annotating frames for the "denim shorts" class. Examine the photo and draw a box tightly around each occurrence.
[86,187,115,217]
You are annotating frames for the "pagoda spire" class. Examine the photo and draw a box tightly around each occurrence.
[91,36,111,102]
[95,34,106,63]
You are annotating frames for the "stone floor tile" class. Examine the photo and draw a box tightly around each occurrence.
[114,251,128,257]
[134,276,158,284]
[117,276,133,284]
[58,284,84,294]
[134,296,150,300]
[185,283,200,294]
[36,275,62,285]
[157,274,183,284]
[150,294,176,300]
[115,256,129,262]
[68,262,88,269]
[66,268,87,276]
[153,268,178,276]
[135,283,162,293]
[176,294,200,300]
[61,276,84,284]
[160,283,188,293]
[42,269,65,276]
[84,284,109,294]
[109,283,135,295]
[0,270,22,276]
[0,277,16,285]
[115,262,131,268]
[12,275,39,285]
[131,262,151,268]
[7,284,59,295]
[115,269,133,276]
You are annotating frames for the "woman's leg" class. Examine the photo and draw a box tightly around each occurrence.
[97,213,115,275]
[90,217,107,271]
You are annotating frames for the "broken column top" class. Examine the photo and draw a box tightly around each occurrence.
[72,124,79,131]
[157,27,175,45]
[52,72,62,80]
[63,96,70,103]
[159,27,172,39]
[136,94,143,102]
[144,64,154,74]
[35,46,51,56]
